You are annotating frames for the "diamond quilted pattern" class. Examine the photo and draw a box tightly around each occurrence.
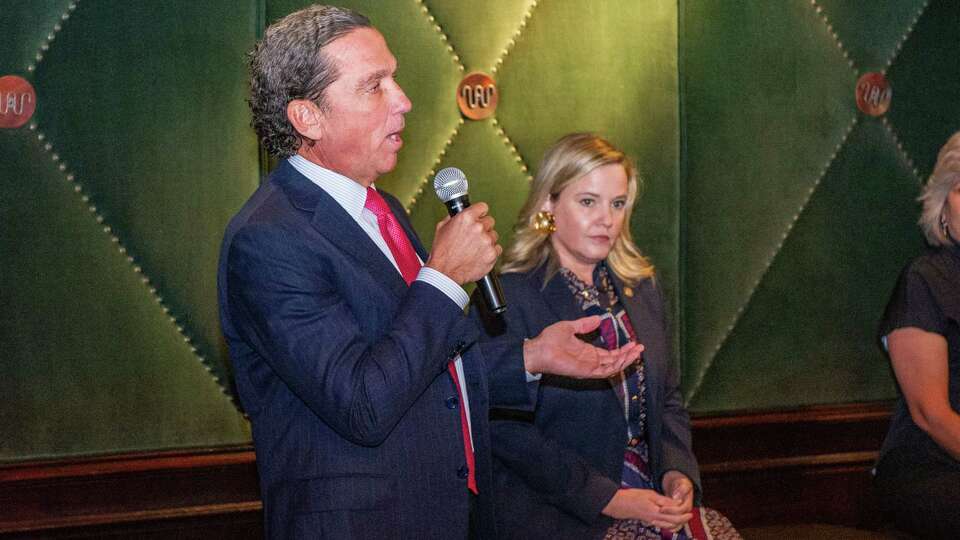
[407,119,531,252]
[688,120,918,410]
[0,0,72,72]
[0,128,249,460]
[3,0,956,462]
[31,1,261,393]
[885,0,960,180]
[815,0,929,71]
[423,0,537,72]
[1,2,257,460]
[682,0,959,411]
[681,0,858,403]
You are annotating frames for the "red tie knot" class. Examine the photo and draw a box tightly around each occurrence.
[364,186,421,285]
[364,186,391,217]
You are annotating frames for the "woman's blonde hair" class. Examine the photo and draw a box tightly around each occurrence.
[919,131,960,246]
[501,132,654,286]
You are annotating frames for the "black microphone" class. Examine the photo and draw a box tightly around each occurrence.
[434,167,506,314]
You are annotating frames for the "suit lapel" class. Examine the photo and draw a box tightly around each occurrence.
[276,162,408,300]
[539,269,582,324]
[611,275,661,406]
[533,266,620,398]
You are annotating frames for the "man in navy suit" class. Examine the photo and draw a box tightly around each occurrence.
[218,5,641,538]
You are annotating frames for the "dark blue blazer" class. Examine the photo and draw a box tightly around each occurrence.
[473,264,701,540]
[218,161,514,539]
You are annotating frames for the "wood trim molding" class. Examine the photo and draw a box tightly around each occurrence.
[0,447,257,483]
[0,447,262,537]
[691,401,895,528]
[691,401,893,465]
[0,402,896,537]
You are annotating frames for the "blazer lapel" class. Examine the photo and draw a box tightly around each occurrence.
[277,162,408,299]
[611,274,662,405]
[539,269,582,324]
[534,266,623,397]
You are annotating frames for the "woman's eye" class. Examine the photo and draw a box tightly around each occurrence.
[579,199,594,207]
[612,200,626,209]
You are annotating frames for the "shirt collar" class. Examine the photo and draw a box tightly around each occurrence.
[288,155,375,220]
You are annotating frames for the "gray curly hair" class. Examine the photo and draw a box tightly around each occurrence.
[248,5,370,157]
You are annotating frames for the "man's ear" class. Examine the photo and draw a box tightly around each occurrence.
[286,99,324,142]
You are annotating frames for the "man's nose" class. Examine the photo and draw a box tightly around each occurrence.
[393,84,412,114]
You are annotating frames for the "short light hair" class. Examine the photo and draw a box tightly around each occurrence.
[501,132,655,286]
[919,131,960,246]
[248,5,370,157]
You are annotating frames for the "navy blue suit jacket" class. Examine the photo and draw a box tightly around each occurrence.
[218,161,508,539]
[473,264,701,540]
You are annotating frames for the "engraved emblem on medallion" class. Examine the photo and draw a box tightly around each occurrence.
[456,72,498,120]
[0,76,37,129]
[855,72,891,117]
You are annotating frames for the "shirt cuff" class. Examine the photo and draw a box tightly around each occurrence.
[521,339,543,382]
[416,267,469,310]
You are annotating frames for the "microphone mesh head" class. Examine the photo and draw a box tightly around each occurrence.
[433,167,468,203]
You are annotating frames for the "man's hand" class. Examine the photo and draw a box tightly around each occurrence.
[602,488,692,531]
[523,316,642,378]
[426,202,501,285]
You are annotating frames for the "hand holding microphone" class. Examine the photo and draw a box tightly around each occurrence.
[426,167,507,313]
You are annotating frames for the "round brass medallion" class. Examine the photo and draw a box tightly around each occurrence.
[0,75,37,129]
[456,72,498,120]
[855,72,891,117]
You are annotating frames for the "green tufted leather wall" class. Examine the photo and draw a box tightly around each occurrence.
[1,1,258,461]
[680,0,957,411]
[1,1,954,462]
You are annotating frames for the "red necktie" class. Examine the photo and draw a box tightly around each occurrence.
[364,186,477,494]
[364,186,422,285]
[447,362,478,494]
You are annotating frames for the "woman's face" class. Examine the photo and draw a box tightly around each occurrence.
[946,182,960,239]
[544,163,629,282]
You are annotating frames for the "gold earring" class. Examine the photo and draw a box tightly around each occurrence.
[533,211,556,234]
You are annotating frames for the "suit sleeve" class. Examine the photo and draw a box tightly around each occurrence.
[472,281,618,523]
[490,414,620,523]
[225,222,464,447]
[650,283,703,505]
[470,287,540,410]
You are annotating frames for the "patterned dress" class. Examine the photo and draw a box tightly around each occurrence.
[558,266,740,540]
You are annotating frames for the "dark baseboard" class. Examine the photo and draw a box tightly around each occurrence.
[0,402,894,538]
[691,401,894,529]
[0,448,263,539]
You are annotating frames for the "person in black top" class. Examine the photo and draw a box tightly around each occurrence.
[875,131,960,539]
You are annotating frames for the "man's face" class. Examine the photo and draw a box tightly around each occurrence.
[305,27,412,186]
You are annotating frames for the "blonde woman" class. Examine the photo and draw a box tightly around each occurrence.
[875,131,960,539]
[474,133,738,539]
